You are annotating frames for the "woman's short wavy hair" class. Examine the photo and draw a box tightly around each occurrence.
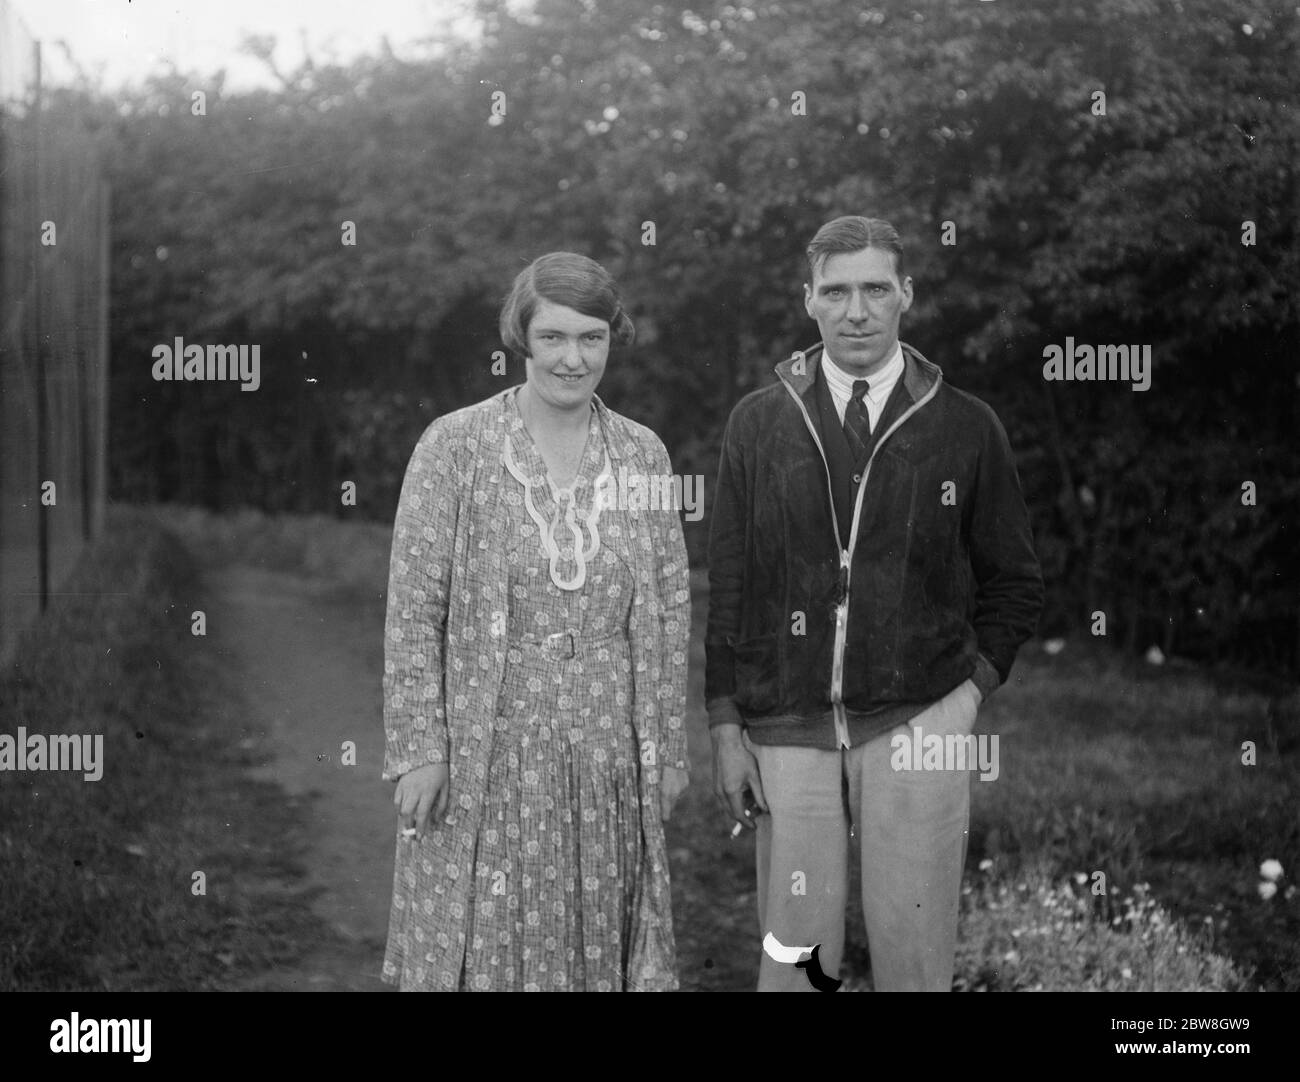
[499,252,635,358]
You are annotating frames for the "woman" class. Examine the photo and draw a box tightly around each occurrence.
[380,252,691,991]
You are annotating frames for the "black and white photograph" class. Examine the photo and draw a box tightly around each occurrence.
[0,0,1294,1059]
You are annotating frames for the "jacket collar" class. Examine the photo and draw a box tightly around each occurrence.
[775,340,942,405]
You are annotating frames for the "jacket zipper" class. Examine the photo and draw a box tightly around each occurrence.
[779,356,942,748]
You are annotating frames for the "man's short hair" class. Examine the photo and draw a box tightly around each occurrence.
[499,251,635,358]
[805,216,905,281]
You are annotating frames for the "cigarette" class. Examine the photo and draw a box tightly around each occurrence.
[400,827,418,838]
[728,806,759,842]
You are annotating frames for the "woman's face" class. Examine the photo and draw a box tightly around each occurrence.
[523,299,610,412]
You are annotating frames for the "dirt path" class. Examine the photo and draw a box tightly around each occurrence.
[207,565,394,991]
[199,551,761,991]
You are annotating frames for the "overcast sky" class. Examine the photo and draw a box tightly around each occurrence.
[7,0,478,91]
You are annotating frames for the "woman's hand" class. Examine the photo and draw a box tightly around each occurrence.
[394,763,450,841]
[659,765,689,821]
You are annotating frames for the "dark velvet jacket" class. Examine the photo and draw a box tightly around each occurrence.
[705,342,1043,749]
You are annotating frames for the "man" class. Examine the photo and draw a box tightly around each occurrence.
[706,215,1043,991]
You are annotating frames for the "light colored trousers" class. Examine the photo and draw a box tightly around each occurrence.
[750,693,974,992]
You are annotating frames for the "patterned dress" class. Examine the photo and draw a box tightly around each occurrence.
[381,387,689,992]
[463,395,642,990]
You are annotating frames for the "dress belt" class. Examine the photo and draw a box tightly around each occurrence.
[509,627,626,660]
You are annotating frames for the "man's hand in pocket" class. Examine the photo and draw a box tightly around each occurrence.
[921,678,982,737]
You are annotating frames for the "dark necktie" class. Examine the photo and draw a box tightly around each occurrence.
[843,379,872,462]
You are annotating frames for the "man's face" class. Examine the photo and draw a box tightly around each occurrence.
[803,246,913,378]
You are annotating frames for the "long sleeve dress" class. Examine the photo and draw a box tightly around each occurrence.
[380,386,691,991]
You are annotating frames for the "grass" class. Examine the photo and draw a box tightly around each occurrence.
[954,862,1248,992]
[150,504,392,598]
[963,640,1298,991]
[0,504,343,991]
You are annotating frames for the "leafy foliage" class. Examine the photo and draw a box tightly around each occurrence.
[74,0,1300,670]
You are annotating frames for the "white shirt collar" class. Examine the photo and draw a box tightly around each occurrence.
[821,341,904,405]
